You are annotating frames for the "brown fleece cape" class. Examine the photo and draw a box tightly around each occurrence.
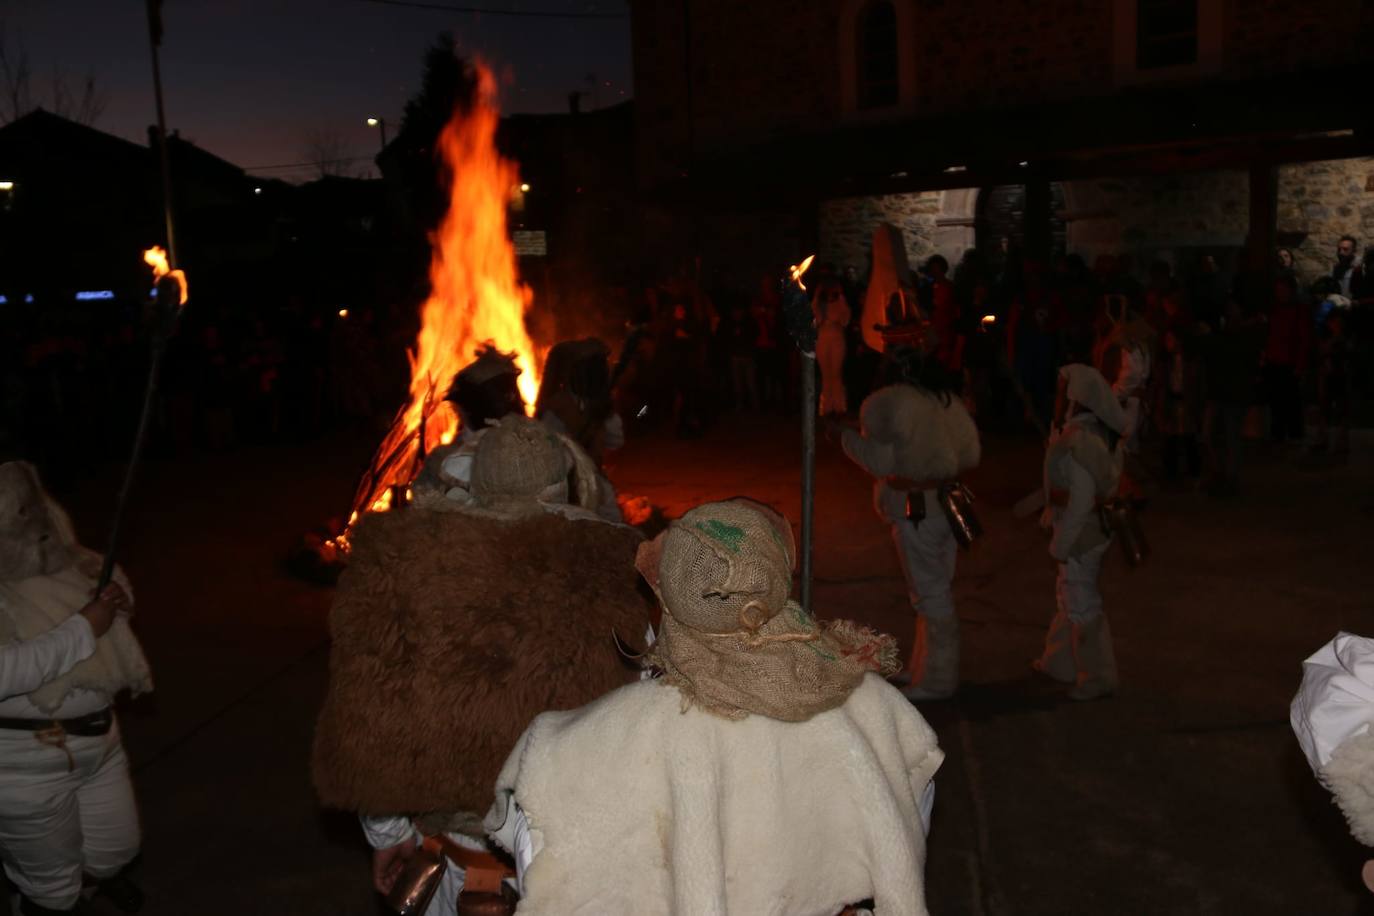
[311,507,652,816]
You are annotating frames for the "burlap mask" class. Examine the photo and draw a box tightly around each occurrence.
[0,462,76,581]
[469,415,570,514]
[641,499,896,722]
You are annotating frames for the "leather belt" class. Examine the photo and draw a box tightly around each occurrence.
[0,707,113,737]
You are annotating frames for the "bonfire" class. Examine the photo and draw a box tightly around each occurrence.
[324,65,543,560]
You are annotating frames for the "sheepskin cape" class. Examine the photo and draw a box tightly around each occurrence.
[844,384,981,482]
[489,673,943,916]
[311,505,652,817]
[1324,731,1374,846]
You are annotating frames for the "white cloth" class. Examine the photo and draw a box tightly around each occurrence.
[488,673,942,916]
[0,722,140,909]
[0,561,150,718]
[1056,540,1110,625]
[0,615,96,710]
[1044,415,1113,622]
[1044,414,1118,561]
[892,511,957,620]
[1292,633,1374,774]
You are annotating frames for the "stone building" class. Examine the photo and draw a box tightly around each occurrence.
[630,0,1373,290]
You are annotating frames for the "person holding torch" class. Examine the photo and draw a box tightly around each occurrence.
[0,461,151,915]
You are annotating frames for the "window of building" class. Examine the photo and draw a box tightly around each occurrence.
[1113,0,1221,85]
[1136,0,1199,70]
[856,1,899,110]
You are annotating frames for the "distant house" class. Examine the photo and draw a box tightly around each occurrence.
[631,0,1374,283]
[0,110,161,303]
[0,109,374,311]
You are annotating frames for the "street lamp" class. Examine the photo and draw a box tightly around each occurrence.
[366,116,387,152]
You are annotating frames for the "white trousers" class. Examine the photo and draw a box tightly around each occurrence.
[1056,540,1110,624]
[891,508,957,620]
[0,722,140,909]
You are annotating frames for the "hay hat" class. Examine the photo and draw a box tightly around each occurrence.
[1060,363,1128,434]
[639,499,897,722]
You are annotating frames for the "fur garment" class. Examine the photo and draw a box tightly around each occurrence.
[488,674,942,916]
[844,384,981,481]
[311,505,653,817]
[1322,730,1374,846]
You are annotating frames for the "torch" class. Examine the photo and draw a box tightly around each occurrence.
[95,2,186,590]
[96,251,186,591]
[781,255,816,612]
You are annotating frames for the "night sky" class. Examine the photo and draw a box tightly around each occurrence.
[6,0,631,182]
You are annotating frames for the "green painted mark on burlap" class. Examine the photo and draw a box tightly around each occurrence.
[694,519,746,553]
[790,604,836,660]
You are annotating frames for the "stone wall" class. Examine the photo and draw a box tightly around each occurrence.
[818,171,1251,277]
[1278,157,1374,284]
[818,191,944,272]
[1064,170,1250,270]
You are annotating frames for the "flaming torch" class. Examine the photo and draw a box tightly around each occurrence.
[95,248,188,590]
[781,254,816,612]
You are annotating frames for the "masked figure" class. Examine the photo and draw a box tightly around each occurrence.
[313,416,654,915]
[534,338,626,522]
[841,348,980,701]
[1035,364,1128,700]
[487,499,942,915]
[0,462,151,915]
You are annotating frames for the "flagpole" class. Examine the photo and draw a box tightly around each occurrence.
[147,0,178,269]
[95,2,182,591]
[782,256,816,612]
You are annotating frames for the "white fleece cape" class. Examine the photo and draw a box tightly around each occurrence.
[487,673,943,916]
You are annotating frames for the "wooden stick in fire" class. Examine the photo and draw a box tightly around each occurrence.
[781,255,817,613]
[95,6,185,592]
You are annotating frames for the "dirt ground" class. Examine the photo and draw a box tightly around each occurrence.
[37,412,1374,915]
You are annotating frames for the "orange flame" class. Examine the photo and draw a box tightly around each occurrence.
[789,254,815,291]
[144,245,188,305]
[345,64,542,527]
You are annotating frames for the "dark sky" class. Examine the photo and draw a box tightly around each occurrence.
[5,0,632,181]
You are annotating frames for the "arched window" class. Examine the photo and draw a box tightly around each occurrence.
[856,1,899,110]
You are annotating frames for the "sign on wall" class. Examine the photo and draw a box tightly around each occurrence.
[513,230,547,257]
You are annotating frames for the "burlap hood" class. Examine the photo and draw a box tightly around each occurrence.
[412,417,611,523]
[641,500,897,722]
[312,502,654,817]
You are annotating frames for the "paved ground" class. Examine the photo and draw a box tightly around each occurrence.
[36,412,1374,914]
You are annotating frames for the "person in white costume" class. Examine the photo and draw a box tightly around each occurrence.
[1034,364,1128,700]
[487,499,943,916]
[1292,632,1374,894]
[839,347,980,701]
[0,462,152,916]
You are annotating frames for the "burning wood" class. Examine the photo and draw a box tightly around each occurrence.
[329,64,543,555]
